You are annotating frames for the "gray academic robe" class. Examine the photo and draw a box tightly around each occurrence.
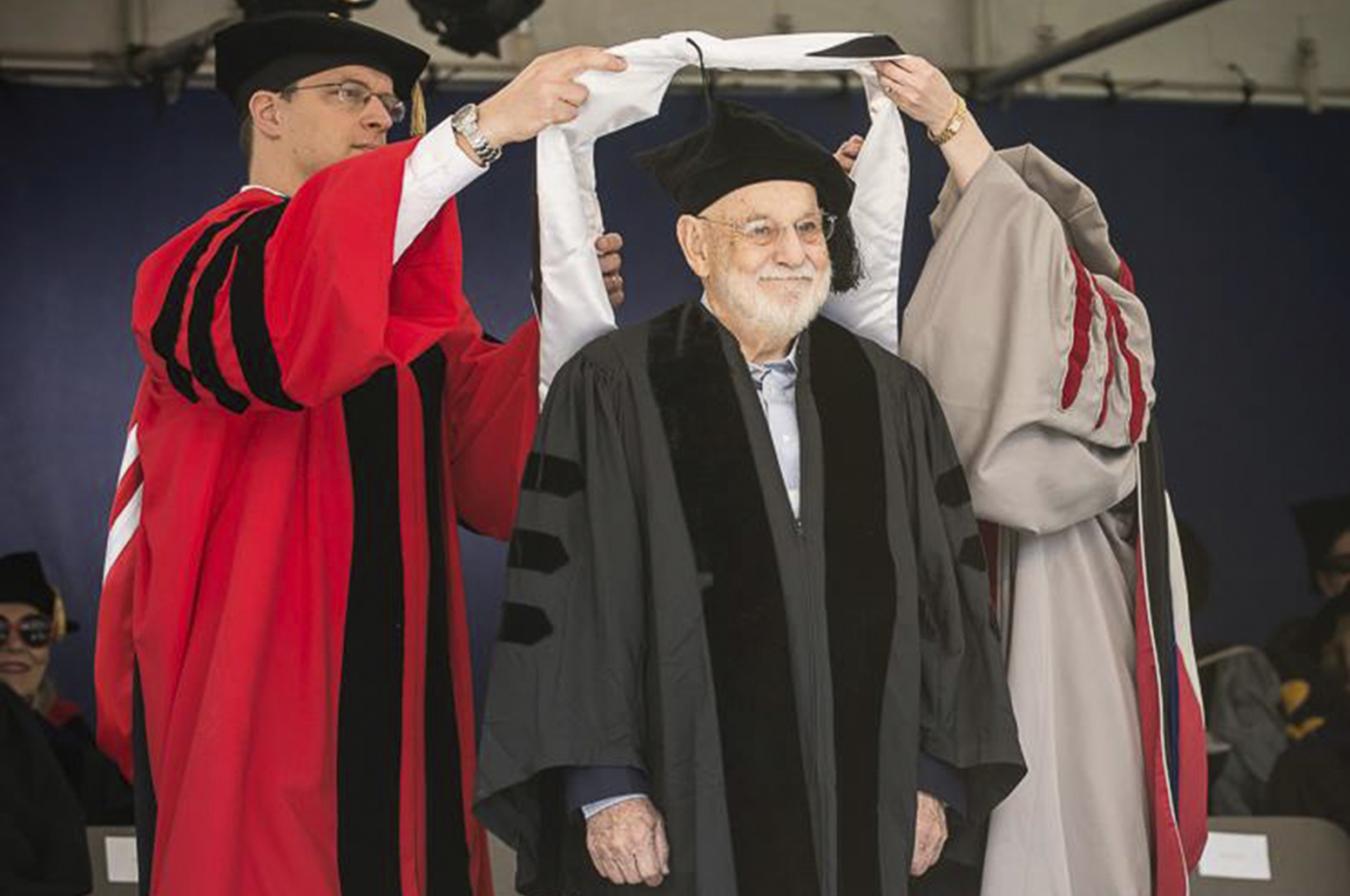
[474,301,1024,896]
[900,146,1208,896]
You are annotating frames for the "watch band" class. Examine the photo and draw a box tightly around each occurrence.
[927,95,968,146]
[451,103,503,166]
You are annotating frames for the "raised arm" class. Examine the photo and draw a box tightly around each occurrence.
[132,46,627,414]
[866,57,1155,533]
[873,56,993,191]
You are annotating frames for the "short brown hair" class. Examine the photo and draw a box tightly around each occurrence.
[238,114,255,161]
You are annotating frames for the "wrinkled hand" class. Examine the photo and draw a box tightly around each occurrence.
[596,232,625,309]
[476,46,627,148]
[911,790,949,877]
[586,797,670,887]
[873,56,961,133]
[834,134,864,175]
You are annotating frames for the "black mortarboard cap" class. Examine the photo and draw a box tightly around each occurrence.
[636,99,855,218]
[1293,494,1350,575]
[1,552,59,617]
[214,12,429,114]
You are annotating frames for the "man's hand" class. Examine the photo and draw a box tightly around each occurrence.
[585,796,670,887]
[834,134,864,175]
[596,232,625,309]
[476,47,627,149]
[873,56,960,133]
[911,790,949,877]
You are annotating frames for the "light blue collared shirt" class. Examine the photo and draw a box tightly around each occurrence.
[704,296,803,519]
[747,351,801,519]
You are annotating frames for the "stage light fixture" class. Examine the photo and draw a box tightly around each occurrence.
[236,0,378,17]
[408,0,544,58]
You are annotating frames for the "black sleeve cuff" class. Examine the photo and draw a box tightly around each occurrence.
[917,751,967,820]
[563,765,649,813]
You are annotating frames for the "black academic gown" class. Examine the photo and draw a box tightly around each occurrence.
[0,685,94,896]
[474,302,1025,896]
[38,711,134,826]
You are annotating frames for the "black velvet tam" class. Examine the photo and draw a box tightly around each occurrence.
[0,551,57,615]
[214,12,429,112]
[636,99,855,218]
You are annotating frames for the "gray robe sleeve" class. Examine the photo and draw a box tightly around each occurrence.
[473,349,647,889]
[900,150,1156,535]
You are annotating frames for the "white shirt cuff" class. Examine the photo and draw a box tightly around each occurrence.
[393,114,488,263]
[581,793,645,820]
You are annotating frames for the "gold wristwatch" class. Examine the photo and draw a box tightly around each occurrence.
[927,96,968,146]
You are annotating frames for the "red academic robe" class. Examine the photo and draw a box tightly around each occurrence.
[95,139,537,896]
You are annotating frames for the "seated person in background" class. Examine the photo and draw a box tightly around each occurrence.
[1268,495,1350,739]
[1,551,132,824]
[1264,590,1350,833]
[1186,522,1289,816]
[0,678,93,896]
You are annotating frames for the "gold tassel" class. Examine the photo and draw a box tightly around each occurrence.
[52,591,68,641]
[411,79,427,138]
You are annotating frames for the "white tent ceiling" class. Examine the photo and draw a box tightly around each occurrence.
[2,0,1347,107]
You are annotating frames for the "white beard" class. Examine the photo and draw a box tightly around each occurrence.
[708,259,831,348]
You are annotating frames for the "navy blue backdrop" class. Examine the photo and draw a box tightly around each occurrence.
[2,79,1348,718]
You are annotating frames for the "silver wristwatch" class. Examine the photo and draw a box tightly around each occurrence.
[450,103,502,166]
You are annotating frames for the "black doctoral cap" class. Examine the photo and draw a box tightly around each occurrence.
[0,551,78,632]
[1293,494,1350,577]
[637,98,855,220]
[214,12,430,115]
[636,96,863,292]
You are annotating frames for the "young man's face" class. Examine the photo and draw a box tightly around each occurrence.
[263,64,399,181]
[1316,529,1350,599]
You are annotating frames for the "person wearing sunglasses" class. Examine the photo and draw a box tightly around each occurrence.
[0,551,78,721]
[1,551,133,825]
[1,552,131,896]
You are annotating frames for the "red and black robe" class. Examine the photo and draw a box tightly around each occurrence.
[95,140,537,896]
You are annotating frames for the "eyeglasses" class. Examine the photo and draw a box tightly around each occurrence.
[0,613,53,649]
[282,79,407,124]
[697,211,838,248]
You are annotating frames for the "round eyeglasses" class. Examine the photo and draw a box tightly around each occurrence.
[696,211,838,248]
[282,79,407,124]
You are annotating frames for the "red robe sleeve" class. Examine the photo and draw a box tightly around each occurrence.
[448,317,542,539]
[131,139,459,413]
[384,188,542,538]
[444,318,540,538]
[94,381,150,780]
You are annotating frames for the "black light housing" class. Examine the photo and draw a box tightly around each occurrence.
[408,0,543,58]
[237,0,378,16]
